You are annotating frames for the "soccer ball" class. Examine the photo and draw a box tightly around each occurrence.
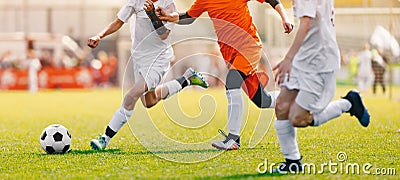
[40,124,71,154]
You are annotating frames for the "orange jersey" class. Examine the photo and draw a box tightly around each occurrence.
[187,0,265,64]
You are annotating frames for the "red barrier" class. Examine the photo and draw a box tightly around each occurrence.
[0,69,28,90]
[0,67,93,90]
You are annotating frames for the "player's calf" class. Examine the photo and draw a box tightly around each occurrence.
[250,83,274,108]
[142,91,159,108]
[288,104,313,127]
[275,98,291,120]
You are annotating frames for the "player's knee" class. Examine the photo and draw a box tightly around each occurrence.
[275,98,290,119]
[226,69,246,90]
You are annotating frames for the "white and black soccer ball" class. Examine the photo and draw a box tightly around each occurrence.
[40,124,71,154]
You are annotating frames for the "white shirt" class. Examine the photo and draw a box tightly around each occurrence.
[358,50,373,77]
[28,58,41,84]
[117,0,176,67]
[292,0,340,72]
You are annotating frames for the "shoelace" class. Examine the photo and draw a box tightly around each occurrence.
[197,72,208,87]
[97,134,106,145]
[218,129,228,138]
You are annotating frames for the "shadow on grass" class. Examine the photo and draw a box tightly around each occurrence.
[66,148,125,155]
[148,148,221,155]
[37,148,221,156]
[76,147,262,155]
[37,147,260,156]
[36,149,123,156]
[143,147,263,155]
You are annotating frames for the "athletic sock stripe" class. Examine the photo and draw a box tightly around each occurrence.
[105,126,117,138]
[176,76,188,88]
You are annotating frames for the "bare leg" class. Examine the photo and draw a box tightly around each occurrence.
[288,103,313,127]
[275,87,298,120]
[140,67,208,108]
[124,78,148,110]
[274,87,301,160]
[91,76,148,149]
[106,77,147,140]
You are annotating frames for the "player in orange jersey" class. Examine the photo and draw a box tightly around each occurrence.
[159,0,293,150]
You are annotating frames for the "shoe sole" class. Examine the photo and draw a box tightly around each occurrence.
[360,109,370,127]
[190,70,209,88]
[211,143,239,151]
[350,91,370,127]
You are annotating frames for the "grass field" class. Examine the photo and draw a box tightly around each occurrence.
[0,86,399,179]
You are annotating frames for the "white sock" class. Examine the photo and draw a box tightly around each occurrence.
[312,99,352,126]
[182,68,194,80]
[267,90,280,108]
[274,120,301,160]
[227,89,243,136]
[163,80,183,99]
[107,106,134,139]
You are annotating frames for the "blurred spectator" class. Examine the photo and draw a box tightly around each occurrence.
[0,50,15,69]
[91,50,118,87]
[38,49,53,67]
[60,51,79,68]
[67,27,80,45]
[108,52,118,86]
[371,48,387,94]
[27,40,42,93]
[348,50,359,83]
[357,43,373,93]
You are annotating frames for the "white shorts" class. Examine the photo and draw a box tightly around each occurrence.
[134,63,169,90]
[280,67,336,113]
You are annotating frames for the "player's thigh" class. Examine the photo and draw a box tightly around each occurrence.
[229,45,261,76]
[288,102,312,127]
[135,64,166,92]
[126,76,148,99]
[295,70,336,113]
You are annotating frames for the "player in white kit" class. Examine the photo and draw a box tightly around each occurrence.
[88,0,208,150]
[272,0,370,173]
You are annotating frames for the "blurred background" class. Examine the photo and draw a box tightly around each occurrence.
[0,0,399,94]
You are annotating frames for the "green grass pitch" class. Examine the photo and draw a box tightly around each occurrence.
[0,86,399,179]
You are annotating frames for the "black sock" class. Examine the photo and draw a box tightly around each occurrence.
[176,76,189,88]
[283,158,303,172]
[310,120,315,126]
[286,158,302,163]
[105,126,117,138]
